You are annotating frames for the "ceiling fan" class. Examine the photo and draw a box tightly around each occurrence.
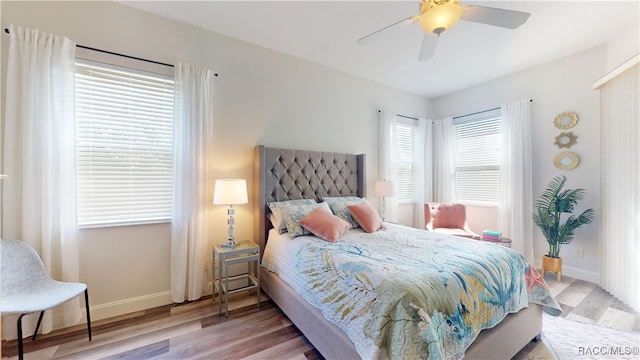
[357,0,530,61]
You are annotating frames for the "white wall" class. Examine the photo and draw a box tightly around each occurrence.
[430,17,639,284]
[3,1,635,327]
[1,1,429,322]
[603,18,639,73]
[431,46,607,283]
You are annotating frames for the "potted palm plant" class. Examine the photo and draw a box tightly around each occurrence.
[533,175,595,281]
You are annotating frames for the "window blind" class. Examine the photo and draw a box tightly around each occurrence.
[454,115,501,206]
[395,121,417,204]
[75,61,175,227]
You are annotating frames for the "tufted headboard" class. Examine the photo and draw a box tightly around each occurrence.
[253,145,366,258]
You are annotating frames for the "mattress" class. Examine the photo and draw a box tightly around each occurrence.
[262,223,561,359]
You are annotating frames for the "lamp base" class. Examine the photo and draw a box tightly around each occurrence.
[381,196,387,222]
[221,237,240,248]
[221,242,240,249]
[223,207,239,248]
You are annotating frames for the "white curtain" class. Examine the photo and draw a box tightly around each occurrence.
[170,63,216,302]
[432,117,456,202]
[413,118,432,229]
[377,110,398,223]
[2,25,80,338]
[598,63,639,312]
[499,99,534,263]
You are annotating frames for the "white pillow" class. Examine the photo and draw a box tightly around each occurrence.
[281,202,332,238]
[268,199,317,233]
[321,196,367,229]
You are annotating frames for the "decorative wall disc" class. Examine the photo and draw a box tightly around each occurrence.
[554,111,578,129]
[554,132,578,149]
[554,151,580,170]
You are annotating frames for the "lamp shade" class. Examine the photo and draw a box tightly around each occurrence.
[213,179,248,205]
[374,180,395,197]
[419,2,462,36]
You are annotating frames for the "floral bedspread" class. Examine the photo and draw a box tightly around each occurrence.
[286,224,562,359]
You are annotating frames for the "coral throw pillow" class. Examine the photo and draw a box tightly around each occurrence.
[348,202,384,233]
[299,208,352,242]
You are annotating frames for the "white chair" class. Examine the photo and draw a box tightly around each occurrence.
[1,238,92,360]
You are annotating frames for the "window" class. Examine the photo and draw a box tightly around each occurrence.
[395,119,418,204]
[453,112,501,206]
[75,61,175,227]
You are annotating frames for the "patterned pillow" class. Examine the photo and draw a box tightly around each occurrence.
[281,202,332,238]
[300,208,352,242]
[268,199,317,233]
[321,196,367,229]
[348,202,384,233]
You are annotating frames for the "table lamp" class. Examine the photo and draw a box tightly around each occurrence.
[374,180,395,221]
[213,178,248,248]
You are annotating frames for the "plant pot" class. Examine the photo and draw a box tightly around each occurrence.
[542,255,562,282]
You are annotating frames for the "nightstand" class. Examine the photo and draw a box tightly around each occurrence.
[213,240,260,317]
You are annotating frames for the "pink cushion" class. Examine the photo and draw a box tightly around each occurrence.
[429,203,466,229]
[299,208,352,242]
[347,202,384,233]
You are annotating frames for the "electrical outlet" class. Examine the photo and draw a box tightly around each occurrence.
[574,247,584,258]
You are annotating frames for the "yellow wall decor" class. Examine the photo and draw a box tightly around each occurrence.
[554,151,580,170]
[554,132,578,149]
[554,111,578,129]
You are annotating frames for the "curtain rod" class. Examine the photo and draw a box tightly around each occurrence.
[453,99,533,120]
[3,27,218,77]
[397,114,419,121]
[377,110,420,121]
[380,98,534,122]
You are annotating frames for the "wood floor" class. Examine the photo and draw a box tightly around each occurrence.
[2,273,638,360]
[512,272,639,360]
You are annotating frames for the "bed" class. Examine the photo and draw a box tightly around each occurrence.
[253,145,559,359]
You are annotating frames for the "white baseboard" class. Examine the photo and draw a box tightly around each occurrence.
[534,260,599,284]
[86,282,220,323]
[86,291,174,322]
[4,287,220,341]
[19,278,244,337]
[3,291,173,341]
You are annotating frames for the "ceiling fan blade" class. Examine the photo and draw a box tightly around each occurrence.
[418,34,438,61]
[357,16,417,45]
[461,5,530,29]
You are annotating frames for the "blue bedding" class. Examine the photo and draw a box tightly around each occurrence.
[273,224,562,359]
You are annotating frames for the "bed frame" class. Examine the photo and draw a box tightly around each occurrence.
[253,145,541,359]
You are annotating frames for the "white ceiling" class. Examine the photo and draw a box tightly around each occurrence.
[119,1,639,98]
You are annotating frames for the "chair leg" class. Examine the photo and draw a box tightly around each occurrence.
[17,314,26,360]
[13,291,92,360]
[84,289,92,341]
[32,311,45,340]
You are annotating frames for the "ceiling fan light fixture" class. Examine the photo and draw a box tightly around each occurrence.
[419,2,463,36]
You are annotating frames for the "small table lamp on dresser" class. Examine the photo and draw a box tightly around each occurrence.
[213,178,248,248]
[374,180,395,221]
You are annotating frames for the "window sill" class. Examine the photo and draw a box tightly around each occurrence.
[78,219,171,230]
